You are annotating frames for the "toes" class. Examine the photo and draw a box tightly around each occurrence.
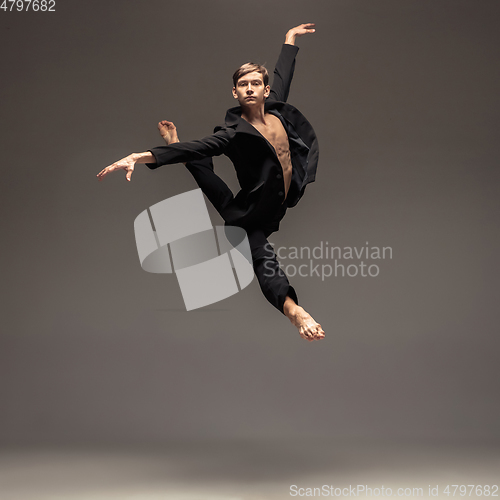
[299,329,313,341]
[299,322,326,341]
[315,330,325,339]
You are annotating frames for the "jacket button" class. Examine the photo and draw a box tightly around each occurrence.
[278,191,284,196]
[276,173,282,179]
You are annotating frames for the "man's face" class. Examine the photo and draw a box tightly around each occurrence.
[232,71,270,107]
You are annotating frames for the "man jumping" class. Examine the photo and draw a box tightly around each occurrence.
[97,23,325,342]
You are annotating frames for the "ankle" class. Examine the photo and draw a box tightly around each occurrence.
[284,302,302,324]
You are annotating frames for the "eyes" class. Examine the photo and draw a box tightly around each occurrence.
[238,80,263,87]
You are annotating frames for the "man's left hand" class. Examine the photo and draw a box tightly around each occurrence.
[285,23,316,45]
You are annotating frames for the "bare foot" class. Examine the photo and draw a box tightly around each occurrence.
[284,298,325,342]
[158,120,180,144]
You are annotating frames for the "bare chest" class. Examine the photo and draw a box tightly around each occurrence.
[252,114,290,158]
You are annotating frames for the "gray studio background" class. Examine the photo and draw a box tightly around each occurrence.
[1,0,499,448]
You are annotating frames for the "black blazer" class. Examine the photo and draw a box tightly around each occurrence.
[147,44,319,226]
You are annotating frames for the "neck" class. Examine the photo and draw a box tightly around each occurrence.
[240,102,267,125]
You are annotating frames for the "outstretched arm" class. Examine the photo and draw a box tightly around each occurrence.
[96,127,231,182]
[147,127,230,168]
[268,23,316,103]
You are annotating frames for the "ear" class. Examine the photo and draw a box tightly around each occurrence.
[232,87,238,99]
[264,84,271,98]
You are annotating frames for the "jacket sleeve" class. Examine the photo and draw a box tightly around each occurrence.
[146,127,232,169]
[267,44,300,103]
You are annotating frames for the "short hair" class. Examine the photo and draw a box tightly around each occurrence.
[232,62,269,88]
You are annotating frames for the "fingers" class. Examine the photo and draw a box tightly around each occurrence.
[292,22,315,29]
[97,160,133,182]
[96,164,113,181]
[294,22,316,36]
[123,163,134,181]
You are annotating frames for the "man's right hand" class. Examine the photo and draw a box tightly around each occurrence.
[97,152,155,182]
[97,154,137,182]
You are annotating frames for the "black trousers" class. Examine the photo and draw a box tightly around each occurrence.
[185,159,299,314]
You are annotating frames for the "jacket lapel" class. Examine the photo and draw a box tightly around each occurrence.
[224,101,287,138]
[224,104,278,158]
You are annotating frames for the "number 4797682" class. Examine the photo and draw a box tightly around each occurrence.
[1,0,56,11]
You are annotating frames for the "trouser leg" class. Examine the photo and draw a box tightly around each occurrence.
[244,226,299,314]
[185,158,297,313]
[185,158,234,217]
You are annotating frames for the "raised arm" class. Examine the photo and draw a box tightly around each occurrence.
[268,23,316,103]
